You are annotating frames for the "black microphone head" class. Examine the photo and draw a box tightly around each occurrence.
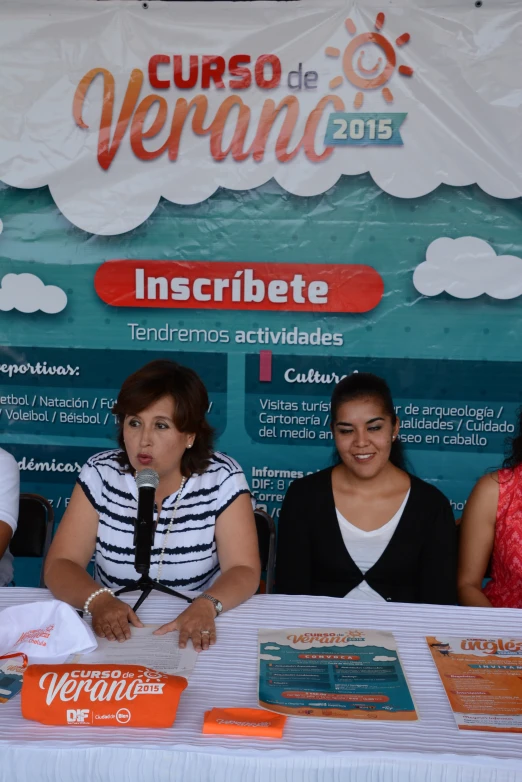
[135,468,159,490]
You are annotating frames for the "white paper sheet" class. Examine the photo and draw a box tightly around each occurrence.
[70,625,198,678]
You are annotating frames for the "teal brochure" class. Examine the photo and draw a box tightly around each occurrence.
[258,627,417,720]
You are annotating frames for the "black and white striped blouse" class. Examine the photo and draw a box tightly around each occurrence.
[78,449,252,593]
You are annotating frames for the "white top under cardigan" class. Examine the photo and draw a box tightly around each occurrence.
[336,490,411,602]
[78,449,252,594]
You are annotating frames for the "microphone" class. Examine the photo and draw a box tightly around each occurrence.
[134,468,160,575]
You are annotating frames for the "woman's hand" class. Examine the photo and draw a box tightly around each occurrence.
[154,598,216,651]
[90,593,144,642]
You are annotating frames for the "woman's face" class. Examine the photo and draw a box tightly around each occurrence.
[123,395,194,481]
[333,396,399,479]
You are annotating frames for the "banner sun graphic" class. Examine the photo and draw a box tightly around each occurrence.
[325,13,413,109]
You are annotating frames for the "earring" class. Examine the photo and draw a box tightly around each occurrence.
[187,443,193,449]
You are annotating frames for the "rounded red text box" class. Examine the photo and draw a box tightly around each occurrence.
[282,692,389,702]
[298,654,360,660]
[94,260,383,313]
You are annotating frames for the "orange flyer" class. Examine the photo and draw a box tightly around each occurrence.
[21,664,187,727]
[427,635,522,732]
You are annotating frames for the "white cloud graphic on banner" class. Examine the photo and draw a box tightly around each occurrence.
[0,273,68,313]
[0,219,3,235]
[259,653,281,661]
[0,4,520,234]
[373,655,397,662]
[414,238,522,300]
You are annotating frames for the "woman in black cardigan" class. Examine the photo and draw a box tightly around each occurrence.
[276,373,457,604]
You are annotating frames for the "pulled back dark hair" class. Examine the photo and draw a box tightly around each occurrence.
[502,405,522,469]
[112,360,214,477]
[330,372,406,471]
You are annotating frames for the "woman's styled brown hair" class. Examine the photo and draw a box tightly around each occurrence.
[112,359,214,477]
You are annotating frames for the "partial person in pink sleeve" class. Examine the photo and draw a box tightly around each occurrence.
[0,447,20,586]
[458,410,522,608]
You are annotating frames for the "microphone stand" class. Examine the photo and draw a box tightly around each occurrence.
[115,472,192,614]
[115,570,192,614]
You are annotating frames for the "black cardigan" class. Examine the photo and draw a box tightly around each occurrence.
[276,468,457,605]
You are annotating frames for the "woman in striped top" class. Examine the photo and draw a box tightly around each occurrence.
[45,360,260,651]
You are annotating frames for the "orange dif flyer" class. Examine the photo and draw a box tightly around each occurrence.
[427,636,522,732]
[21,664,187,727]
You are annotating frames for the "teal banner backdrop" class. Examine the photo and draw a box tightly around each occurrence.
[1,177,521,584]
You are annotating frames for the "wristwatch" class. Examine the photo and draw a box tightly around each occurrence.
[197,593,223,616]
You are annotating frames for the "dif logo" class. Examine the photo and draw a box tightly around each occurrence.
[67,708,90,724]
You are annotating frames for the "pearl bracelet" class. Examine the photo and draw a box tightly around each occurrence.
[83,587,114,615]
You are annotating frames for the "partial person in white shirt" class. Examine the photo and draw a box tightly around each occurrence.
[0,447,20,586]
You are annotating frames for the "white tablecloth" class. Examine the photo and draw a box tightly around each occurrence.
[2,589,522,782]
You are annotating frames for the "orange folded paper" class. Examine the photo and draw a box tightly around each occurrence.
[203,707,286,738]
[22,664,187,728]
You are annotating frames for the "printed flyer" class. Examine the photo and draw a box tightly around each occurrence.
[0,653,27,704]
[258,628,417,720]
[427,636,522,732]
